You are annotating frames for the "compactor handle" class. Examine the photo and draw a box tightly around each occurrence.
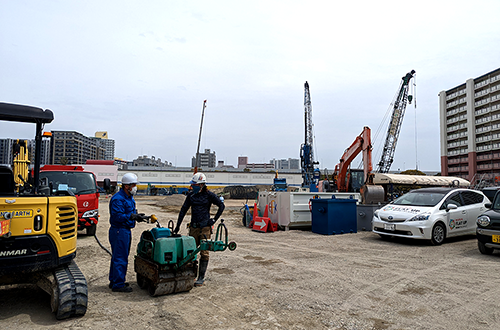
[215,220,228,246]
[215,220,237,251]
[167,220,175,231]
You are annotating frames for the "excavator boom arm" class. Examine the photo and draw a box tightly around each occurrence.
[335,127,372,192]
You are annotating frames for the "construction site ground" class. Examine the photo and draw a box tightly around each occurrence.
[1,195,500,330]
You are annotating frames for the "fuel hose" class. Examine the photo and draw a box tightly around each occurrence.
[94,233,112,256]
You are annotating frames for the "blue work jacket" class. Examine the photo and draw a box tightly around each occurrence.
[109,189,137,229]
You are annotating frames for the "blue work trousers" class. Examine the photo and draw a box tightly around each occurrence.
[108,227,132,289]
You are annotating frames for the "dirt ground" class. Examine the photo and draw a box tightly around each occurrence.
[2,195,500,330]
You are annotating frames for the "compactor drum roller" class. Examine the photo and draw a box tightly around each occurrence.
[135,219,236,296]
[0,102,88,320]
[135,227,198,296]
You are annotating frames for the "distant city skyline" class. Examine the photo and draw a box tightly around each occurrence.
[2,2,500,172]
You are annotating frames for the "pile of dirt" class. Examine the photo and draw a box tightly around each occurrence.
[155,194,186,207]
[154,194,243,216]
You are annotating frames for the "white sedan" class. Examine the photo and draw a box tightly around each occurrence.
[372,188,488,245]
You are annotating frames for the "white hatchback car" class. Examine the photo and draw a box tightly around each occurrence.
[372,188,488,245]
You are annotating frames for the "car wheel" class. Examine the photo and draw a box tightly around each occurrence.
[431,223,445,245]
[478,240,494,255]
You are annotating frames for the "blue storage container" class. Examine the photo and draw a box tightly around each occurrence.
[311,196,357,235]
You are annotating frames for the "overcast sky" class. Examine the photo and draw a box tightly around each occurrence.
[1,1,500,171]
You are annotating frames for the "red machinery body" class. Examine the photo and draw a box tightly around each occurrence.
[40,165,100,235]
[334,127,373,192]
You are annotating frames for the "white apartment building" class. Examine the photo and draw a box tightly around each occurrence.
[439,67,500,185]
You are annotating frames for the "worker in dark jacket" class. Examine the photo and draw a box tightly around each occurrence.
[173,172,225,286]
[108,173,148,292]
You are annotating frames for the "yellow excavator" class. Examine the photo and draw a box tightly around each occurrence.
[0,102,87,319]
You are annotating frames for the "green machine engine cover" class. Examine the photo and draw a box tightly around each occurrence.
[152,236,197,265]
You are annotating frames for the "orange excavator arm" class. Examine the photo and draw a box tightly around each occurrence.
[334,127,372,192]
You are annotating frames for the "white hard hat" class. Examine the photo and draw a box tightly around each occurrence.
[122,173,138,185]
[190,172,207,184]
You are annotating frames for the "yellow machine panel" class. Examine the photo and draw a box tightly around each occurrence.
[0,196,47,236]
[47,196,78,257]
[0,195,78,258]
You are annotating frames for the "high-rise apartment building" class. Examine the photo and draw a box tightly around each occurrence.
[439,68,500,184]
[0,138,14,165]
[271,158,300,170]
[29,137,51,165]
[94,131,115,161]
[192,149,216,168]
[51,130,105,165]
[0,138,51,166]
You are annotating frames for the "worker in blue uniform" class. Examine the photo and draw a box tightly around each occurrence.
[108,173,148,292]
[173,172,225,286]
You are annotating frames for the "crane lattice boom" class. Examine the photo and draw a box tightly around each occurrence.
[300,81,318,187]
[376,70,416,173]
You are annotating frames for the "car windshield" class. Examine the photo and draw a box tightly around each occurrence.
[392,191,446,207]
[40,171,97,195]
[493,194,500,210]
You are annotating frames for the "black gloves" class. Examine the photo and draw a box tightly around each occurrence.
[130,213,148,222]
[173,224,180,234]
[208,218,216,226]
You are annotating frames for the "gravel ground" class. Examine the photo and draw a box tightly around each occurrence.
[1,195,500,330]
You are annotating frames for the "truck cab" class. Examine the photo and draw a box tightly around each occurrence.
[40,165,100,235]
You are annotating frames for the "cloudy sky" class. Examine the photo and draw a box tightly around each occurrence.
[1,1,500,171]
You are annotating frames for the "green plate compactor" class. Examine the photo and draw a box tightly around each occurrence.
[134,216,237,296]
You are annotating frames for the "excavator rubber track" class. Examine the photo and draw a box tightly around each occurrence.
[51,260,88,320]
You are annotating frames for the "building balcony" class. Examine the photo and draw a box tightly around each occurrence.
[475,107,491,116]
[448,166,469,173]
[447,148,468,156]
[475,98,490,107]
[475,88,490,98]
[448,157,468,164]
[447,123,467,132]
[475,80,490,89]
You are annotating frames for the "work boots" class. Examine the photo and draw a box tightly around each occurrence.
[194,259,208,287]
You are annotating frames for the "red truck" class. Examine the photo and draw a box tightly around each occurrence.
[39,165,103,235]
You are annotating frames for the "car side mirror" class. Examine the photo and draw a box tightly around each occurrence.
[485,203,492,209]
[103,178,111,191]
[446,203,458,211]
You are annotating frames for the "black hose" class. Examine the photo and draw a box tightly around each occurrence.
[94,233,112,256]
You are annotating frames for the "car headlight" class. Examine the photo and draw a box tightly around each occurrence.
[477,215,491,227]
[408,212,431,222]
[373,210,379,219]
[82,209,98,218]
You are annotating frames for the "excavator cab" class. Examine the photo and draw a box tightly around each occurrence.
[0,102,87,320]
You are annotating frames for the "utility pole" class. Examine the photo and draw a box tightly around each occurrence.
[194,100,207,174]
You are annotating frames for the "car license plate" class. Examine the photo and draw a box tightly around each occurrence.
[492,235,500,243]
[384,223,395,231]
[0,219,11,237]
